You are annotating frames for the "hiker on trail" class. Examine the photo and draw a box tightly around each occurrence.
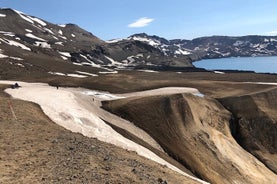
[11,83,21,89]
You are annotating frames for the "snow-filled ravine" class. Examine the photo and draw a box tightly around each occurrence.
[0,80,208,184]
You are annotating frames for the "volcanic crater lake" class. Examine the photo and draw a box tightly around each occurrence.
[194,56,277,74]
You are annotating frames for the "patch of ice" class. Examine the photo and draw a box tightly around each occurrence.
[76,71,98,77]
[25,33,46,41]
[0,38,31,51]
[71,34,76,37]
[34,41,51,49]
[0,14,6,17]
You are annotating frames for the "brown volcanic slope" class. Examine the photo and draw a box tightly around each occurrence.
[0,85,202,184]
[219,87,277,174]
[103,93,277,184]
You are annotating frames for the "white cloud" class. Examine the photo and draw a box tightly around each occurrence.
[265,31,277,35]
[128,17,154,28]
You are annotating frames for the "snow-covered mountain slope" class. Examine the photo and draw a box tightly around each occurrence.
[112,33,277,60]
[0,8,193,76]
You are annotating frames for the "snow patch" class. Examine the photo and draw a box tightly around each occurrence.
[0,81,209,184]
[60,56,68,60]
[99,71,118,74]
[58,24,66,28]
[10,57,23,61]
[34,41,51,49]
[0,52,8,58]
[137,70,159,73]
[0,31,15,37]
[14,10,34,24]
[76,71,98,77]
[59,36,67,40]
[58,30,63,35]
[48,72,66,76]
[67,74,88,78]
[214,71,225,74]
[44,28,54,34]
[82,90,124,100]
[130,36,160,46]
[106,38,124,43]
[55,42,64,46]
[0,14,6,17]
[25,29,32,33]
[71,34,76,37]
[59,51,71,57]
[175,49,191,55]
[25,33,46,41]
[15,63,24,67]
[0,38,31,51]
[80,54,102,68]
[28,17,47,26]
[104,55,122,66]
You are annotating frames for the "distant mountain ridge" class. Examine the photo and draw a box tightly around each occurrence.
[123,33,277,60]
[0,8,193,76]
[1,8,277,76]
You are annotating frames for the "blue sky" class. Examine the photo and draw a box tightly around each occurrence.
[1,0,277,40]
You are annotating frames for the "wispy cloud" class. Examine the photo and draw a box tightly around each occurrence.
[265,31,277,35]
[128,17,154,28]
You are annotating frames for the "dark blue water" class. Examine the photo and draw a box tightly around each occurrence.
[194,56,277,74]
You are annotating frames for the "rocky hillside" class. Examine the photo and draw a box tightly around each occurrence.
[103,92,277,184]
[219,87,277,174]
[0,8,193,77]
[0,84,201,184]
[120,33,277,60]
